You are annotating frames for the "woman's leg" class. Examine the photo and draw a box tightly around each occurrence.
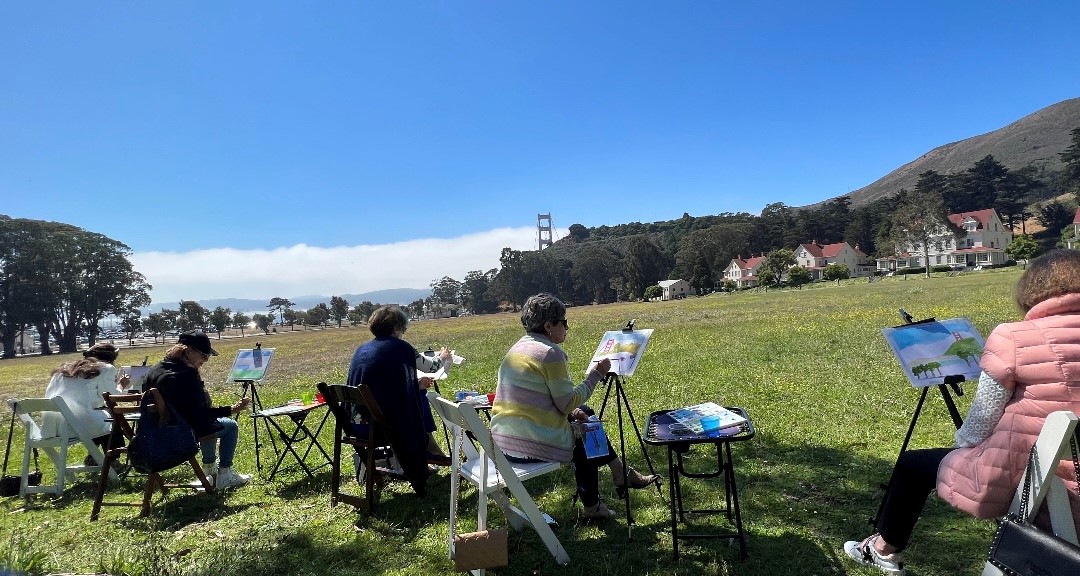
[214,418,240,468]
[875,447,953,551]
[200,432,219,465]
[571,439,618,506]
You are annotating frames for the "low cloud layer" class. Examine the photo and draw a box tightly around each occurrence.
[131,227,546,305]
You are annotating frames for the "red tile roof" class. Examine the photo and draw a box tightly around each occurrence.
[947,208,996,230]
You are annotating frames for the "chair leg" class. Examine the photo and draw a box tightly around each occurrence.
[90,448,118,521]
[330,434,342,506]
[364,447,377,515]
[189,458,214,491]
[141,475,157,517]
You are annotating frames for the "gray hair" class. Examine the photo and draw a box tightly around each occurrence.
[520,293,566,334]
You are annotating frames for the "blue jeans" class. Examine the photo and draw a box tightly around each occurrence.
[200,417,240,468]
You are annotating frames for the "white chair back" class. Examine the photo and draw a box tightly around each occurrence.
[7,397,106,496]
[428,391,569,574]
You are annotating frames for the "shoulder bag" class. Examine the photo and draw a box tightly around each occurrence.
[127,394,199,474]
[986,437,1080,576]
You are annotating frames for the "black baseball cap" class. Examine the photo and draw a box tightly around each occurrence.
[178,330,218,356]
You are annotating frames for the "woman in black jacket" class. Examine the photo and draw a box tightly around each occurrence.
[142,331,251,489]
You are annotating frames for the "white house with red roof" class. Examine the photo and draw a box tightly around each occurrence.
[876,208,1012,271]
[1068,207,1080,249]
[723,255,765,288]
[793,241,875,279]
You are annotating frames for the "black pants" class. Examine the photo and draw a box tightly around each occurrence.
[875,447,953,550]
[91,428,127,462]
[572,438,618,506]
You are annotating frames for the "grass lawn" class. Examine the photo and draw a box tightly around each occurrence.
[1,269,1025,575]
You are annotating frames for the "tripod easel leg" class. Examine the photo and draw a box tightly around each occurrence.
[597,373,664,539]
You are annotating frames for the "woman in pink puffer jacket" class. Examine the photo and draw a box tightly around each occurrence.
[845,249,1080,576]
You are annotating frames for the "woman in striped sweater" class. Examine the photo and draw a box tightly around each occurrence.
[490,293,658,519]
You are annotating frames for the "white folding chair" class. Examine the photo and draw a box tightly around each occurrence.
[982,411,1080,576]
[7,397,107,496]
[428,391,570,575]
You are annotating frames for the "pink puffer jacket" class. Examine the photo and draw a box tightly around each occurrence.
[936,293,1080,531]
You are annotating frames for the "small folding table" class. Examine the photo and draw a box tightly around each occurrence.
[644,407,755,560]
[253,401,333,480]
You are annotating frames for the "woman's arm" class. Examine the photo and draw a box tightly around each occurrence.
[954,370,1011,447]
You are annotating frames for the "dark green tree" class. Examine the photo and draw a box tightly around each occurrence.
[307,303,331,327]
[1034,199,1076,233]
[823,263,850,284]
[1006,234,1040,261]
[571,245,617,303]
[208,306,232,338]
[143,312,169,344]
[889,189,959,278]
[461,269,498,314]
[252,313,273,334]
[267,297,294,326]
[329,295,349,327]
[760,248,796,288]
[787,265,812,288]
[622,235,668,299]
[1061,126,1080,195]
[177,301,209,332]
[232,312,251,337]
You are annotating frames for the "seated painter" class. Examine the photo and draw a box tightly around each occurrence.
[489,293,659,520]
[346,306,452,496]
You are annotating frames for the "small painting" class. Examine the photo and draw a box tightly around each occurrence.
[881,318,985,387]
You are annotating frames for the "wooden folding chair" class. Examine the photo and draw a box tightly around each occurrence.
[7,397,108,496]
[90,389,214,520]
[982,411,1080,576]
[317,382,402,515]
[428,391,569,574]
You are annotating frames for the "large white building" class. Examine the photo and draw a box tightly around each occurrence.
[876,208,1013,271]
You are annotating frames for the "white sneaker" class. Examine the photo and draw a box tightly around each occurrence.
[215,466,251,489]
[843,534,906,575]
[190,463,218,488]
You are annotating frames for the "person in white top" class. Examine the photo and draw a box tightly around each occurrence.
[43,343,130,467]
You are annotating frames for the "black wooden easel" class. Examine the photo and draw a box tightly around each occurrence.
[595,320,663,538]
[871,309,966,527]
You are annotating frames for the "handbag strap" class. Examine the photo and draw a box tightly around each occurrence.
[1018,432,1080,519]
[2,401,15,476]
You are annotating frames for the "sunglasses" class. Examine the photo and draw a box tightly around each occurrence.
[557,319,569,329]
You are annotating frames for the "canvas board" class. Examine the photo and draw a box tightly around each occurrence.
[881,318,985,388]
[226,347,276,382]
[586,329,653,376]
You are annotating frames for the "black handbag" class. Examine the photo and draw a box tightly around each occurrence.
[127,395,199,474]
[2,401,42,497]
[986,438,1080,576]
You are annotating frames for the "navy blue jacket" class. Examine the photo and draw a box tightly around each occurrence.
[347,336,429,496]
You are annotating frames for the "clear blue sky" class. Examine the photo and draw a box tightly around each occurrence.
[3,2,1079,302]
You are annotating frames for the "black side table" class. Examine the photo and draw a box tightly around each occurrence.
[644,407,755,560]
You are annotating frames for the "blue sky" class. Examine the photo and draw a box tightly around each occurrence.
[3,2,1079,304]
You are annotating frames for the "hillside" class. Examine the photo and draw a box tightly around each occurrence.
[834,97,1080,207]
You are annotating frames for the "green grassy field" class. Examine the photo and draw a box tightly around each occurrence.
[1,270,1025,576]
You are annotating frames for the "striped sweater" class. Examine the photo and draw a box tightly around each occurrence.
[490,333,605,463]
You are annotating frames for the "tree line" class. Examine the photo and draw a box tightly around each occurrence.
[426,128,1080,308]
[5,129,1079,355]
[0,217,151,358]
